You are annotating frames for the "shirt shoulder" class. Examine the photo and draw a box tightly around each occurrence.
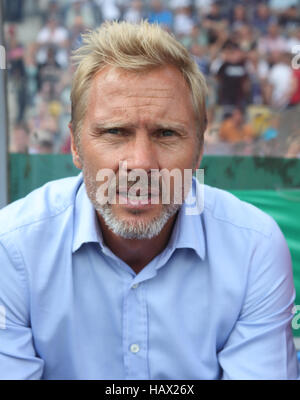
[0,174,82,238]
[203,185,276,238]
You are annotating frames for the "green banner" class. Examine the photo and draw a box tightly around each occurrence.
[9,155,300,202]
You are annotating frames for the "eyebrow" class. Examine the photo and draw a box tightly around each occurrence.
[90,121,190,135]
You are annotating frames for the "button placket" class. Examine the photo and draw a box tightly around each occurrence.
[123,282,149,379]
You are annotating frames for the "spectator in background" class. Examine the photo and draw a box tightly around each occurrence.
[28,129,55,154]
[234,24,256,52]
[180,25,209,49]
[252,3,277,35]
[195,0,213,18]
[95,0,121,21]
[219,107,254,143]
[172,0,195,37]
[215,41,250,108]
[37,46,61,99]
[123,0,144,24]
[46,0,64,22]
[202,2,226,46]
[246,46,269,105]
[148,0,173,31]
[190,43,210,75]
[10,123,29,153]
[6,25,27,123]
[69,15,87,51]
[65,0,95,30]
[36,16,69,68]
[266,51,293,110]
[258,23,287,56]
[27,100,58,146]
[205,1,224,23]
[278,5,300,30]
[24,44,39,107]
[230,3,248,31]
[219,0,262,19]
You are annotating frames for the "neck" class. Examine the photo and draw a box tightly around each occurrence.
[97,212,178,274]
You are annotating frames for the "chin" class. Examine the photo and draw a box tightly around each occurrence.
[98,203,180,240]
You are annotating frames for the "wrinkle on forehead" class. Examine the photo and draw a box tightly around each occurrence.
[96,83,177,100]
[110,103,164,108]
[92,64,190,96]
[95,64,185,81]
[104,88,171,96]
[125,94,173,99]
[112,94,174,102]
[106,103,172,111]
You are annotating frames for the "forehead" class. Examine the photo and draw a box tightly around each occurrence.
[93,64,188,88]
[87,65,195,113]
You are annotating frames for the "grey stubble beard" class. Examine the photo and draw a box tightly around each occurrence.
[82,165,181,240]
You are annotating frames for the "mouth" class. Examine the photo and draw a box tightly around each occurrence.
[116,190,160,208]
[117,187,160,196]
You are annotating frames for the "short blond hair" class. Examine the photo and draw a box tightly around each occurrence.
[71,21,207,147]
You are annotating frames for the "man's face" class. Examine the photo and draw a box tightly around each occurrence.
[71,65,202,239]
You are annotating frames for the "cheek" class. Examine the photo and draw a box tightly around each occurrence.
[161,145,198,169]
[82,145,119,178]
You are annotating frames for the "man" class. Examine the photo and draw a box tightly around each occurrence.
[267,51,293,110]
[0,21,298,380]
[216,41,250,108]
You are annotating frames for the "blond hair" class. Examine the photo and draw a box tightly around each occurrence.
[71,21,207,147]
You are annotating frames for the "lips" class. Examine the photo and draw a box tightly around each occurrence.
[116,188,160,197]
[116,189,160,208]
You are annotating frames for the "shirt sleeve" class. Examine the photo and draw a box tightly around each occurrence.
[218,220,299,380]
[0,238,44,380]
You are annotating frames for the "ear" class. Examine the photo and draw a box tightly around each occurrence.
[69,123,83,170]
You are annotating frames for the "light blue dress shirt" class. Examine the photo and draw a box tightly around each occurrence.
[0,173,298,380]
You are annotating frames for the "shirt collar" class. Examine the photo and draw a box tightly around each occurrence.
[72,174,206,260]
[72,173,104,253]
[166,176,206,260]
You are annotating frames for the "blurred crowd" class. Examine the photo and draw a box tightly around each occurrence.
[3,0,300,157]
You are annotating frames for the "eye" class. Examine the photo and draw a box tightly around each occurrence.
[159,129,176,137]
[106,128,121,135]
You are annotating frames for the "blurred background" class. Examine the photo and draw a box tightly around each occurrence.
[3,0,300,158]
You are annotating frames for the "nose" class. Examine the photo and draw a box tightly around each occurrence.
[124,131,158,172]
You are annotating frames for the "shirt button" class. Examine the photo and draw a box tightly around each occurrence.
[130,344,140,353]
[132,283,139,289]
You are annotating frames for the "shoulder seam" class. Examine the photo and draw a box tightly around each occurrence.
[0,202,74,239]
[203,204,273,238]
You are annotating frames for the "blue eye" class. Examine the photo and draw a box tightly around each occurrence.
[161,130,175,137]
[106,128,120,135]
